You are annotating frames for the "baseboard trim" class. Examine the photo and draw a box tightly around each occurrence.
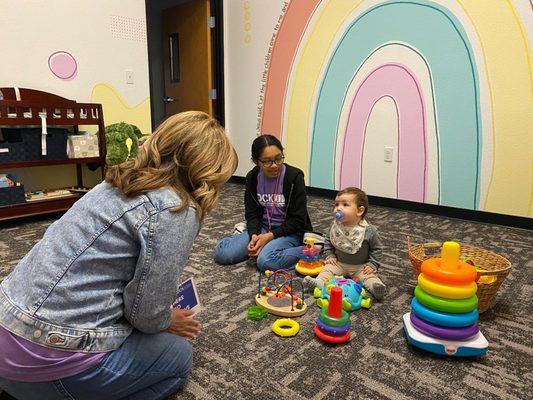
[227,176,531,230]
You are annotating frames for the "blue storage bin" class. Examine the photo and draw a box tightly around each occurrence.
[0,185,26,206]
[0,128,69,161]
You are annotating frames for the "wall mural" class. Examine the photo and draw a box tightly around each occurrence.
[90,83,151,135]
[257,0,532,217]
[48,51,78,81]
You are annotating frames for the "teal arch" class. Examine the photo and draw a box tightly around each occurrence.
[309,1,481,209]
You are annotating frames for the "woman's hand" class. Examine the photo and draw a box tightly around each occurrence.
[362,265,376,275]
[166,308,201,339]
[325,257,338,266]
[247,232,274,257]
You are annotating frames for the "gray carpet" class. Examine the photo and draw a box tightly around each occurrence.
[0,183,532,400]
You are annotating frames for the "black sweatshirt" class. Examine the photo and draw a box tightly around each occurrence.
[244,164,313,240]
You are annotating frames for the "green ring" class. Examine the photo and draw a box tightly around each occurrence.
[414,286,478,313]
[319,309,350,326]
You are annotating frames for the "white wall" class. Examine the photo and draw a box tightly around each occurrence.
[0,0,151,190]
[223,0,286,177]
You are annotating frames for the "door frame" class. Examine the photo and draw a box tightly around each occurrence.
[145,0,225,129]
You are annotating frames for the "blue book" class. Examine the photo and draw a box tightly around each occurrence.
[172,277,201,315]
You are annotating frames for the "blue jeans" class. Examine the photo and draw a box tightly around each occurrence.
[214,228,303,271]
[0,330,193,400]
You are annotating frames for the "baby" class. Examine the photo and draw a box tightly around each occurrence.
[304,187,386,300]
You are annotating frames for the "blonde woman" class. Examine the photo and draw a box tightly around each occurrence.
[0,112,237,400]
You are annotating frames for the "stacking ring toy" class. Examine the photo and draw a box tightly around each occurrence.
[410,312,479,341]
[272,318,300,337]
[414,286,478,313]
[295,261,323,276]
[313,324,351,344]
[411,298,478,327]
[319,309,350,327]
[421,259,477,285]
[418,273,477,299]
[315,318,350,335]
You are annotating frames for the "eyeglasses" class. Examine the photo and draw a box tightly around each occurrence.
[258,156,285,167]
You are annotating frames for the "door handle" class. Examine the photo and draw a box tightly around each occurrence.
[164,97,175,103]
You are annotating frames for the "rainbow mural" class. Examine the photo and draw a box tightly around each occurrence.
[259,0,532,217]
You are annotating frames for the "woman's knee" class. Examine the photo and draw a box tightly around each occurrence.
[257,249,298,271]
[214,238,232,264]
[166,336,193,378]
[257,252,282,271]
[214,236,248,265]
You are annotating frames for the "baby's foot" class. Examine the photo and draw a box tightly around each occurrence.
[371,282,386,301]
[303,276,324,289]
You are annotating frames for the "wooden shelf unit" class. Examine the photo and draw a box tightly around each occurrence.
[0,87,107,222]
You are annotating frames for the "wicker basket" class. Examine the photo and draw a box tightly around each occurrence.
[407,236,512,313]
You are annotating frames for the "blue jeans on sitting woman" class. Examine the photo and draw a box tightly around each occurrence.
[214,228,303,271]
[0,330,193,400]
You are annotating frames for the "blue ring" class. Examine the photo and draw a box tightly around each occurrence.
[411,298,478,327]
[315,318,350,335]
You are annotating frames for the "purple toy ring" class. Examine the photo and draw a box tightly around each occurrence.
[315,317,350,335]
[410,312,479,341]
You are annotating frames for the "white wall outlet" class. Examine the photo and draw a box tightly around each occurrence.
[125,70,134,84]
[384,146,393,162]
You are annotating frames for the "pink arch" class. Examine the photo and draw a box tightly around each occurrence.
[259,0,321,138]
[339,64,428,202]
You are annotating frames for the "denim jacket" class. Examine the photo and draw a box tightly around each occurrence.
[0,182,200,353]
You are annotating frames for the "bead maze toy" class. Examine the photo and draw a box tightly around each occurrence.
[313,276,371,311]
[295,237,323,276]
[314,286,351,344]
[255,269,308,317]
[403,241,489,356]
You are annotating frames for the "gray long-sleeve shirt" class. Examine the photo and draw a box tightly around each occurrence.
[323,224,383,271]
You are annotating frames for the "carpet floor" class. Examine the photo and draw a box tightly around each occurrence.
[0,183,531,400]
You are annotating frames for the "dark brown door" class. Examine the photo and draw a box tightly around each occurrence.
[162,0,213,117]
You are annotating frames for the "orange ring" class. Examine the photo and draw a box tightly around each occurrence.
[421,258,477,285]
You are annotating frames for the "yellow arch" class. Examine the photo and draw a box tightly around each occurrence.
[89,83,152,135]
[456,0,533,216]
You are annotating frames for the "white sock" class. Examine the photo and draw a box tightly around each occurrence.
[303,276,324,289]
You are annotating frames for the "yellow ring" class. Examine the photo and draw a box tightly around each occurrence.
[295,261,323,276]
[418,273,477,299]
[272,318,300,337]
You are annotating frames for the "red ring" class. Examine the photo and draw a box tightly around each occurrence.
[313,324,350,344]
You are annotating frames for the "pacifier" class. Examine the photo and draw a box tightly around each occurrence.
[334,211,344,220]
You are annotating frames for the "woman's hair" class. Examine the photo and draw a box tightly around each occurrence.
[337,187,369,218]
[251,134,283,161]
[106,111,238,220]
